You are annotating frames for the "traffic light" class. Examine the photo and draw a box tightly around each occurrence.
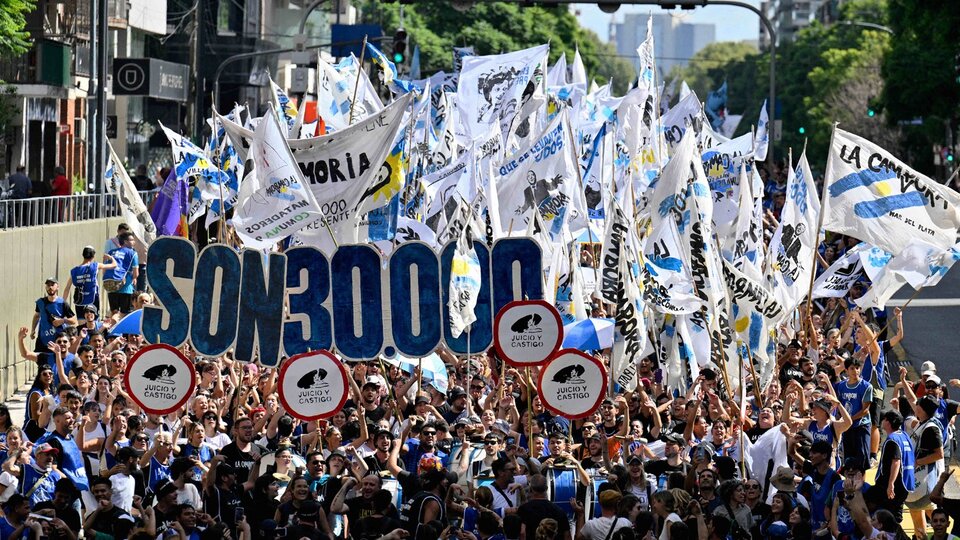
[393,28,408,64]
[798,127,806,135]
[867,107,876,117]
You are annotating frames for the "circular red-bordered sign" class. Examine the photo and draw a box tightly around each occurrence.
[494,300,563,367]
[537,348,607,420]
[277,350,350,421]
[124,344,197,415]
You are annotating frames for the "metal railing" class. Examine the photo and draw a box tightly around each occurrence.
[0,191,158,230]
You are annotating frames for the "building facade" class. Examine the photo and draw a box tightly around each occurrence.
[611,12,715,78]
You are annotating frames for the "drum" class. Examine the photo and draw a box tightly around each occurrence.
[546,468,582,523]
[382,476,404,509]
[589,474,605,519]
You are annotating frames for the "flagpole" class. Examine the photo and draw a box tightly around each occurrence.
[742,339,764,409]
[348,35,368,125]
[807,131,833,325]
[525,367,533,445]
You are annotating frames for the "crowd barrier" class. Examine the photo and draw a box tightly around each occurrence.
[0,191,158,230]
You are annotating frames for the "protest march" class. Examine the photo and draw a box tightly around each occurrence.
[7,13,960,540]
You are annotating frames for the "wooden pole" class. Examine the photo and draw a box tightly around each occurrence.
[742,340,764,409]
[348,35,368,125]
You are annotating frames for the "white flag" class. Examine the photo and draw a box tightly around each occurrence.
[222,94,412,249]
[107,143,157,245]
[612,231,647,392]
[422,147,478,234]
[448,219,482,339]
[598,203,631,305]
[769,151,821,312]
[812,243,869,298]
[823,128,960,253]
[570,48,587,87]
[496,110,585,240]
[232,105,323,249]
[547,52,567,87]
[753,100,770,162]
[856,240,960,309]
[457,44,549,139]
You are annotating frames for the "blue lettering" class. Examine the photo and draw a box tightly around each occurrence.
[191,246,240,356]
[331,246,384,359]
[389,242,442,357]
[283,247,333,355]
[143,238,195,346]
[236,251,287,367]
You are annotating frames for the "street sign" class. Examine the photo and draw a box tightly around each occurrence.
[113,58,190,102]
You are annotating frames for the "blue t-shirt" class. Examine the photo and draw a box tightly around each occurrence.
[830,480,870,536]
[34,297,71,345]
[70,262,99,305]
[148,455,172,491]
[859,340,888,392]
[834,378,872,426]
[104,247,138,294]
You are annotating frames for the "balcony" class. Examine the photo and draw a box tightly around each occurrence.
[0,40,72,86]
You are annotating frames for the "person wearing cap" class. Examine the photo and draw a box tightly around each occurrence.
[646,433,688,488]
[622,454,657,511]
[30,277,76,354]
[578,432,607,471]
[103,444,144,512]
[359,428,395,475]
[797,440,838,532]
[778,340,805,386]
[781,379,851,468]
[899,364,960,436]
[21,443,63,506]
[438,386,469,426]
[914,360,938,399]
[62,245,117,309]
[346,373,388,425]
[400,420,447,475]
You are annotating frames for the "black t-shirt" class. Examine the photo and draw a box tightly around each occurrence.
[205,485,243,526]
[363,454,391,475]
[131,174,154,191]
[746,426,771,444]
[916,422,942,460]
[778,363,803,386]
[397,470,423,504]
[352,514,404,540]
[875,437,902,488]
[219,442,267,482]
[517,498,570,540]
[346,495,378,525]
[89,505,134,539]
[645,459,687,479]
[280,524,325,540]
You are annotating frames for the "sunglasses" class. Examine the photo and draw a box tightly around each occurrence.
[422,430,437,436]
[470,385,484,390]
[135,437,149,442]
[310,460,323,466]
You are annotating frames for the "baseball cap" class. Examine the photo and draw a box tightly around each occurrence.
[44,277,58,285]
[627,455,644,465]
[415,395,430,405]
[34,443,59,456]
[920,361,937,373]
[598,490,622,506]
[326,449,348,463]
[155,478,178,499]
[926,373,942,385]
[811,399,832,412]
[664,433,686,446]
[449,386,467,399]
[787,339,803,349]
[375,428,394,440]
[493,419,512,435]
[362,376,382,388]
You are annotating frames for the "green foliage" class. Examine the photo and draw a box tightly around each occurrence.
[0,0,35,56]
[0,83,19,135]
[881,0,959,173]
[359,1,636,94]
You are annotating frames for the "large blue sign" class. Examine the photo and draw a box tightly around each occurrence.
[143,237,543,366]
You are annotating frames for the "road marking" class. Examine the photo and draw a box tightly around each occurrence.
[886,298,960,307]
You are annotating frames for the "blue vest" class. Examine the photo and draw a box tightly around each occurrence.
[20,463,61,506]
[48,432,89,491]
[35,297,68,344]
[148,455,172,491]
[804,468,836,530]
[70,262,99,305]
[886,430,916,491]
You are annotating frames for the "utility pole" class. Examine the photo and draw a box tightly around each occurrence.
[95,0,108,194]
[86,0,98,198]
[190,0,206,141]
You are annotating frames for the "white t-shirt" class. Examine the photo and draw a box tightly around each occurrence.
[177,483,202,508]
[111,473,136,512]
[659,513,682,540]
[0,470,18,503]
[579,516,633,540]
[488,476,528,514]
[204,432,231,450]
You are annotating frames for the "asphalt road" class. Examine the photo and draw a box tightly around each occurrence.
[889,263,960,381]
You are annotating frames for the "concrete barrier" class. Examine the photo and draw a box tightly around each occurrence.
[0,217,124,402]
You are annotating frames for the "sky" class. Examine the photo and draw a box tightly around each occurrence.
[573,2,761,45]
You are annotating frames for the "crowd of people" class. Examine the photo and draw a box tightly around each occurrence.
[2,162,960,540]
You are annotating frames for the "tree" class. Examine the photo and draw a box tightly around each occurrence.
[0,0,35,56]
[359,1,636,94]
[881,0,959,175]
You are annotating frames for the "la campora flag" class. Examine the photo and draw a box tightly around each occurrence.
[822,128,960,254]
